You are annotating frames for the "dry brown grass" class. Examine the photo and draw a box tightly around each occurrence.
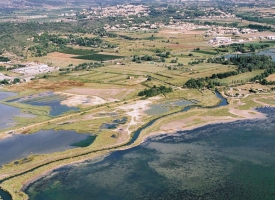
[27,52,91,68]
[9,79,84,92]
[64,87,138,100]
[266,74,275,82]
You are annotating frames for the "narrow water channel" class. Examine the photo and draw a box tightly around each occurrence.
[127,91,228,145]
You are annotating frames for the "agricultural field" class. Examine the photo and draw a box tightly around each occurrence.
[219,70,265,84]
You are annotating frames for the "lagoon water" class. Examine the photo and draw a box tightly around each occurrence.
[0,130,90,166]
[26,107,275,200]
[0,91,35,129]
[27,99,79,116]
[7,92,79,117]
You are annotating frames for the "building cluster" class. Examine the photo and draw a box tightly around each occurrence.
[0,62,57,84]
[205,27,268,45]
[104,21,158,31]
[12,64,56,76]
[208,35,275,46]
[105,19,210,32]
[80,5,149,19]
[198,8,236,19]
[205,27,258,37]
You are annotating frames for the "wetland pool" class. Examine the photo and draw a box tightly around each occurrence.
[0,130,94,167]
[0,91,35,129]
[7,92,79,117]
[25,107,275,200]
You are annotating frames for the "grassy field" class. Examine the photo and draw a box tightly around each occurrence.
[219,70,265,84]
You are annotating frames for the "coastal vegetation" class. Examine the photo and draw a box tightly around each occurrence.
[138,85,172,97]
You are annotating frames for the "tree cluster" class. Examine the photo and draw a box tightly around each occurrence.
[0,56,10,62]
[210,71,238,79]
[132,54,165,63]
[74,62,104,71]
[184,77,222,89]
[29,33,117,57]
[0,79,9,85]
[248,24,272,32]
[188,59,204,66]
[230,55,273,72]
[186,55,275,88]
[138,85,172,97]
[251,65,275,85]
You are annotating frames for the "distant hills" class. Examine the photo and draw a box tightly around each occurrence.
[0,0,223,9]
[0,0,269,10]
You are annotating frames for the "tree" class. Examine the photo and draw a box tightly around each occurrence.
[13,78,20,84]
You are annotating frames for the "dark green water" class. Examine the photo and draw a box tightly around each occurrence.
[71,136,96,147]
[0,189,11,200]
[25,107,275,200]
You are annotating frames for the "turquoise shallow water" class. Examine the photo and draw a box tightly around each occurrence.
[25,107,275,200]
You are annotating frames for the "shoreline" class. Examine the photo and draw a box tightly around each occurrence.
[19,106,269,194]
[143,113,266,143]
[1,91,273,199]
[21,152,110,191]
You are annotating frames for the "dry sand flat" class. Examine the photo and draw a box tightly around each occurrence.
[55,92,111,107]
[157,108,266,137]
[159,116,235,133]
[118,100,152,134]
[267,74,275,82]
[27,52,91,68]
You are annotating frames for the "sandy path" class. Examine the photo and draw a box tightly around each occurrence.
[118,100,152,134]
[159,116,234,132]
